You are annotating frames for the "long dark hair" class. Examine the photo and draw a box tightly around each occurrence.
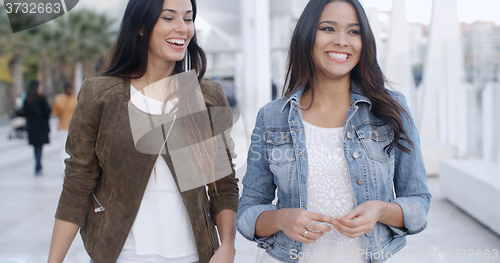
[26,81,41,102]
[100,0,207,81]
[283,0,413,154]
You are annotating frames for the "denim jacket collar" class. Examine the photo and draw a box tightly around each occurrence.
[280,82,372,113]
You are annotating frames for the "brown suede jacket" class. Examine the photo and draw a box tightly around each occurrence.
[55,76,239,263]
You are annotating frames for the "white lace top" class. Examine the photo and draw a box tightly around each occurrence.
[301,120,364,263]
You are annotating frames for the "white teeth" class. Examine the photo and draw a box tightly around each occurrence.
[327,52,349,60]
[166,39,185,45]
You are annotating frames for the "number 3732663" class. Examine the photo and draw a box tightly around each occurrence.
[5,3,62,14]
[443,249,498,260]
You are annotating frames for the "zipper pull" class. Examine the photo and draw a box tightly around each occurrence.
[94,207,105,213]
[92,193,106,213]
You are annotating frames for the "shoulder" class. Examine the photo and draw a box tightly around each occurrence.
[199,78,225,107]
[386,89,405,104]
[200,78,221,98]
[257,98,290,127]
[262,98,289,115]
[81,76,124,98]
[53,94,65,103]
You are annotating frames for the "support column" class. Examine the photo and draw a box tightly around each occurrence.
[239,0,272,135]
[367,8,383,66]
[384,0,415,112]
[418,0,463,148]
[482,83,494,161]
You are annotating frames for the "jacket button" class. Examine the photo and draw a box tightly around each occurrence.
[373,130,379,137]
[347,132,353,139]
[303,178,307,182]
[300,152,307,156]
[358,178,365,185]
[304,204,307,209]
[353,151,360,159]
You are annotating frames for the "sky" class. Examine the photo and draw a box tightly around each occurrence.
[3,0,493,26]
[73,0,500,25]
[361,0,500,25]
[74,0,500,26]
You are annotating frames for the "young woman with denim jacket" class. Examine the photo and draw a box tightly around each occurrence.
[47,1,239,263]
[237,0,431,262]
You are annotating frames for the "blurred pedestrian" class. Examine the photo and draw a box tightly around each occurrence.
[20,81,51,176]
[51,82,77,164]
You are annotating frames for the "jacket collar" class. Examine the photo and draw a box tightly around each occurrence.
[280,82,372,113]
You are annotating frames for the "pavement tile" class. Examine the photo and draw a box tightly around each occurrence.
[0,119,499,263]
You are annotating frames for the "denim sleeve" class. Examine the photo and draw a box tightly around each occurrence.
[236,108,278,248]
[390,92,432,236]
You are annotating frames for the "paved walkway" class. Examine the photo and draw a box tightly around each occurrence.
[0,119,499,263]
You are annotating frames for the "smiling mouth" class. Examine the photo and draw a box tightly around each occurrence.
[327,52,350,60]
[166,38,186,46]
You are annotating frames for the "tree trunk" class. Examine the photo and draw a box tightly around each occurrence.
[74,61,84,95]
[39,60,54,104]
[6,52,23,113]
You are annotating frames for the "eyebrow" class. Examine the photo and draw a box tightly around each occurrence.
[319,21,360,27]
[162,8,193,14]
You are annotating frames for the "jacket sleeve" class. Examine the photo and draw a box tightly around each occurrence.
[208,81,239,220]
[55,79,102,226]
[236,107,278,249]
[390,92,432,236]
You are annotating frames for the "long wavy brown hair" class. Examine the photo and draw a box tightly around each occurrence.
[100,0,218,192]
[283,0,414,154]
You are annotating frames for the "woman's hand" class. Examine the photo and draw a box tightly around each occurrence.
[276,208,334,244]
[333,200,405,238]
[209,243,236,263]
[332,200,382,238]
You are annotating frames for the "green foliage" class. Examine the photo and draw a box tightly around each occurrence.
[50,9,117,63]
[0,6,116,69]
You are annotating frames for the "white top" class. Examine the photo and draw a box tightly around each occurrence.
[116,86,198,263]
[301,120,364,263]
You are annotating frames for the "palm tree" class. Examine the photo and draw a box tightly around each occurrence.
[52,9,116,94]
[0,5,40,113]
[0,7,116,112]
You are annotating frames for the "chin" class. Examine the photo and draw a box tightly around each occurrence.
[164,55,186,63]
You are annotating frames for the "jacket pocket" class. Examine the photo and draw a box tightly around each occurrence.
[356,124,393,163]
[266,130,296,166]
[86,191,110,252]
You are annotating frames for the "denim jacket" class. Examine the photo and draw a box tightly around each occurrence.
[236,83,431,263]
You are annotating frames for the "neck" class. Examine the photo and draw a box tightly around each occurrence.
[142,54,176,84]
[307,74,351,106]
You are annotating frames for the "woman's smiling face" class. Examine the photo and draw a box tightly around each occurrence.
[147,0,194,65]
[313,1,362,82]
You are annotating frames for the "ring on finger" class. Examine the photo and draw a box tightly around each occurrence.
[304,230,308,239]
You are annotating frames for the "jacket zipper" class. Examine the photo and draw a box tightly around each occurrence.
[92,193,106,213]
[201,189,217,252]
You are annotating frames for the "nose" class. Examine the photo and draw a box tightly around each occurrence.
[332,32,349,47]
[175,19,188,34]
